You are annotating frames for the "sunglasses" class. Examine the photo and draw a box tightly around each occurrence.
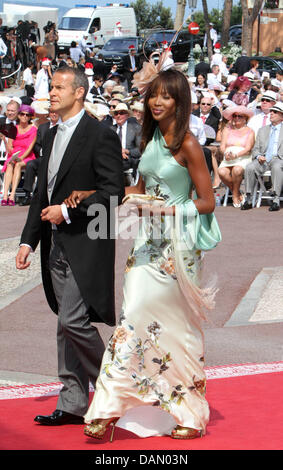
[233,114,245,118]
[19,112,32,117]
[114,111,128,116]
[261,98,272,103]
[201,102,211,106]
[270,110,280,114]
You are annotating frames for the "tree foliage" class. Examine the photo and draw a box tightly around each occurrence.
[188,2,243,36]
[130,0,174,32]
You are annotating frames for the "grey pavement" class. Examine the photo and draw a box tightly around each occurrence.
[0,201,283,388]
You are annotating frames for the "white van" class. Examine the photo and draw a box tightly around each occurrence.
[58,4,137,52]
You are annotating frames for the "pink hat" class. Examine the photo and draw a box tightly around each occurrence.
[222,105,254,121]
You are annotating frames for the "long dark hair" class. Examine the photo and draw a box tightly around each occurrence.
[140,69,191,154]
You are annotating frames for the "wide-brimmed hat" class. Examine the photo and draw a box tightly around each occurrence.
[261,90,277,102]
[84,102,109,120]
[269,101,283,114]
[31,100,50,115]
[222,105,254,121]
[243,72,256,81]
[114,103,132,115]
[131,101,144,112]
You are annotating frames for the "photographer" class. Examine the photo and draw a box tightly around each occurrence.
[43,21,58,62]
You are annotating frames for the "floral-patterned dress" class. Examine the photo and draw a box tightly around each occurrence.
[84,127,221,436]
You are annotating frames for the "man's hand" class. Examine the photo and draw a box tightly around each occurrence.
[16,245,31,270]
[258,156,266,165]
[40,205,64,225]
[122,148,129,160]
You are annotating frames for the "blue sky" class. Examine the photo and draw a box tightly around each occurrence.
[16,0,220,17]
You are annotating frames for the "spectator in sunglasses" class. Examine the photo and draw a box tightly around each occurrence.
[1,105,37,206]
[111,102,141,185]
[218,105,255,208]
[248,90,277,137]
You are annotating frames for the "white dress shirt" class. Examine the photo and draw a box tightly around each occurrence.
[247,112,271,137]
[190,115,206,145]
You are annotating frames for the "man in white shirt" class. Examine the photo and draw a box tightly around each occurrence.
[21,62,35,97]
[204,23,218,48]
[114,22,123,37]
[34,59,51,99]
[247,90,277,137]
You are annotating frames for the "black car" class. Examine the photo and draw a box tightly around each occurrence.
[97,36,145,72]
[250,56,283,78]
[228,24,242,45]
[143,29,204,63]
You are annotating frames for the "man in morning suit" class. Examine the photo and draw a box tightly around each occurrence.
[242,101,283,212]
[16,67,125,425]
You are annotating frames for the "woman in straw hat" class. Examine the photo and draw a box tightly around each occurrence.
[218,105,255,207]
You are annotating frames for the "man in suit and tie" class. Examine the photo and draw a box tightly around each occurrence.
[111,102,141,185]
[242,101,283,212]
[247,90,277,137]
[193,94,221,173]
[123,45,140,92]
[16,66,124,425]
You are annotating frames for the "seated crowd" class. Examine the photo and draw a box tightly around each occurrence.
[1,42,283,212]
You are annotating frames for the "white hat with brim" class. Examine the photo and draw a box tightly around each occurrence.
[31,100,50,115]
[42,59,50,66]
[131,101,144,112]
[269,101,283,114]
[84,102,110,119]
[244,72,256,81]
[261,90,277,102]
[85,68,94,76]
[222,105,254,121]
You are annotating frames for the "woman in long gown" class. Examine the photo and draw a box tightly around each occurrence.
[66,68,221,440]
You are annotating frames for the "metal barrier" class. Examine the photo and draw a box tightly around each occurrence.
[1,63,22,87]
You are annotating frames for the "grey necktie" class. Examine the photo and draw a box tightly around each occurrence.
[47,124,67,203]
[48,124,67,185]
[118,125,122,143]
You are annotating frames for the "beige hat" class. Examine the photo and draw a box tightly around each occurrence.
[114,102,132,115]
[269,101,283,114]
[131,101,144,112]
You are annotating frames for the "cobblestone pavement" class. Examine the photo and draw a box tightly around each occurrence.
[0,237,41,309]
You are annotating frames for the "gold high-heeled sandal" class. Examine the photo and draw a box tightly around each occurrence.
[84,417,119,442]
[171,425,203,440]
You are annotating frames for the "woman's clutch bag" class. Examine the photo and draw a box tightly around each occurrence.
[122,193,165,207]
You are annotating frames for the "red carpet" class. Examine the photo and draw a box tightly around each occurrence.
[1,362,282,451]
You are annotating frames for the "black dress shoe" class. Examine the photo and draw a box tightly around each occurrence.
[269,202,280,212]
[19,196,31,206]
[34,409,84,426]
[241,200,252,210]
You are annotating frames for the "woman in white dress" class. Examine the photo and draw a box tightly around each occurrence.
[67,67,221,442]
